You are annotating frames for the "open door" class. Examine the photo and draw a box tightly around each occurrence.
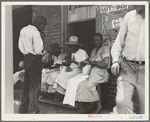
[68,19,95,56]
[13,6,32,73]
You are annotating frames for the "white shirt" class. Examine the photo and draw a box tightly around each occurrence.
[90,46,110,62]
[111,10,145,62]
[71,48,89,62]
[70,48,89,69]
[18,25,44,55]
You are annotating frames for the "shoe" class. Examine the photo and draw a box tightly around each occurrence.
[53,94,64,103]
[28,111,41,114]
[19,111,28,114]
[40,96,47,100]
[94,105,102,114]
[76,109,87,114]
[19,109,28,114]
[28,109,41,114]
[46,93,55,102]
[40,93,48,100]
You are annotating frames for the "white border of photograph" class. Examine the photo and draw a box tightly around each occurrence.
[1,1,149,121]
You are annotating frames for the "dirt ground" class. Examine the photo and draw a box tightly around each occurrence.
[14,85,77,114]
[14,82,111,114]
[14,101,111,114]
[14,102,77,114]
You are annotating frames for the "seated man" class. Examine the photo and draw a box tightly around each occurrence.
[73,33,110,113]
[41,43,68,100]
[53,36,89,98]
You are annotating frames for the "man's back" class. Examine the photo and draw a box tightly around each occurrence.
[18,25,44,55]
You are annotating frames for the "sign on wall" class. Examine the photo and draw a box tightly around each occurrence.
[68,5,96,22]
[97,5,129,14]
[112,17,123,28]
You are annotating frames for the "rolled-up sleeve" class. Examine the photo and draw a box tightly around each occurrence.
[33,31,44,55]
[111,13,128,63]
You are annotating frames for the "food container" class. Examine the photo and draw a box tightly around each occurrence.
[82,65,92,75]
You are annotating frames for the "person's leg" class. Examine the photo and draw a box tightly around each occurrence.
[19,55,32,114]
[94,84,102,114]
[40,82,50,100]
[76,101,88,114]
[18,70,29,113]
[28,56,42,113]
[112,59,137,114]
[114,79,135,114]
[136,65,145,114]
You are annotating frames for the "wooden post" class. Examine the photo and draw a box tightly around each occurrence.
[61,6,64,49]
[4,5,14,114]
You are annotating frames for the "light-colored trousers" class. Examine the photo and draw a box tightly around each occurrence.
[112,58,145,114]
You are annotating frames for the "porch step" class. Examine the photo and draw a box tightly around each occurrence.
[38,96,78,110]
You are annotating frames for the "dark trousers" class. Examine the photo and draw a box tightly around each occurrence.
[19,54,42,113]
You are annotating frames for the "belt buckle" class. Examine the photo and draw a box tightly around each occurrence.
[139,61,142,65]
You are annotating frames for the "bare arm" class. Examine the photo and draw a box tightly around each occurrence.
[97,57,109,69]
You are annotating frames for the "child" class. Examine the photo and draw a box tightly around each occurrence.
[13,61,25,84]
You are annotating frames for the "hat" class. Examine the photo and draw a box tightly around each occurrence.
[50,43,62,53]
[64,36,82,46]
[33,15,47,26]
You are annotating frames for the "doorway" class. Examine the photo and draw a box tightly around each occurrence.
[68,19,95,56]
[13,6,32,73]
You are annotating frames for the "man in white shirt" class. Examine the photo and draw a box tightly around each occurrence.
[111,5,145,114]
[18,15,47,114]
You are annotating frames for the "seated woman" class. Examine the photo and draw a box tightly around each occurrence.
[53,36,89,96]
[75,33,110,113]
[41,43,68,99]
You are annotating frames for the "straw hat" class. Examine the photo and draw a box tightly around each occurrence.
[64,36,82,46]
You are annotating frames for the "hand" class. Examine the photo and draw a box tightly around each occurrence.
[18,71,25,82]
[79,61,87,67]
[51,64,60,69]
[111,62,120,75]
[97,61,107,69]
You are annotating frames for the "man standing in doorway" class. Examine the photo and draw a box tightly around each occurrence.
[111,5,145,114]
[18,15,47,114]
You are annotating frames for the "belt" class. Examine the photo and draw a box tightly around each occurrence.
[25,53,41,57]
[128,60,145,65]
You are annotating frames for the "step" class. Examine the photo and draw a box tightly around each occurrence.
[38,96,78,110]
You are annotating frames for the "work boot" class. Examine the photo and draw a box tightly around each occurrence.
[53,94,64,103]
[40,92,48,100]
[46,93,55,102]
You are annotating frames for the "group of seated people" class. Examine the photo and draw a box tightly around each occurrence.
[41,33,110,114]
[14,33,110,114]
